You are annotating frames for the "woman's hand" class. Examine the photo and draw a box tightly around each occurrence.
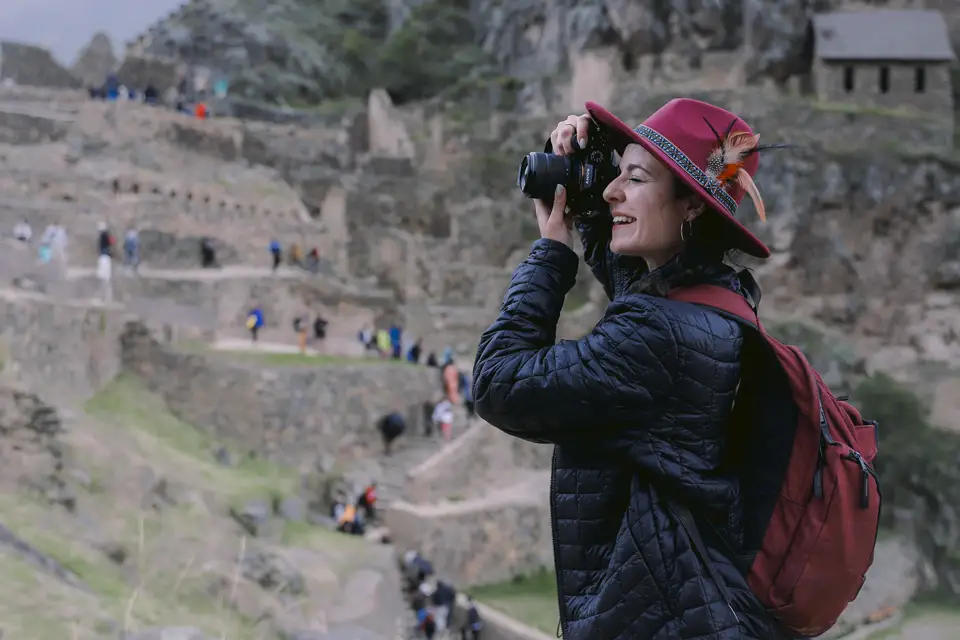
[534,114,593,247]
[549,113,592,155]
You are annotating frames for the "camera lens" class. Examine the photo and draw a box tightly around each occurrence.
[517,152,576,200]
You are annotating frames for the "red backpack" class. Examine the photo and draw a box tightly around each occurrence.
[667,284,881,638]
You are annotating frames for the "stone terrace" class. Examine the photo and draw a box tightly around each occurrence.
[386,422,553,587]
[120,321,441,466]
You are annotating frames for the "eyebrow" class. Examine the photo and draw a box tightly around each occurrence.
[623,163,652,176]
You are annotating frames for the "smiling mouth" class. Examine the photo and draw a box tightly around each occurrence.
[612,215,636,226]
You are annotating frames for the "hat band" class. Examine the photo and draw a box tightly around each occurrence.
[633,125,738,217]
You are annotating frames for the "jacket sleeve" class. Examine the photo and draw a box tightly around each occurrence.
[576,213,616,300]
[472,238,677,444]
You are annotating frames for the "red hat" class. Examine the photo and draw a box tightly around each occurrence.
[586,98,772,259]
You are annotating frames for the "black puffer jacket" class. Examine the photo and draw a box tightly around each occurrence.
[473,217,785,639]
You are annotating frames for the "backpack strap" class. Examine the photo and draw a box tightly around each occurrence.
[666,283,765,597]
[666,283,764,333]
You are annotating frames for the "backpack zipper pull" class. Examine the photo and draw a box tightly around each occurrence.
[853,451,871,509]
[813,439,825,499]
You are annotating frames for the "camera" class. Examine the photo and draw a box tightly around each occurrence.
[516,120,619,214]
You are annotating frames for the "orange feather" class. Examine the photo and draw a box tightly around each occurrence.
[736,167,766,222]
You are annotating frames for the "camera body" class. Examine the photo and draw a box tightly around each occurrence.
[516,120,619,215]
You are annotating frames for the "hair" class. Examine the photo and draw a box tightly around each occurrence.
[629,176,746,297]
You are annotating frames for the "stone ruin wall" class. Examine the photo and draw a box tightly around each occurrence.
[387,422,554,587]
[0,291,124,403]
[120,321,440,466]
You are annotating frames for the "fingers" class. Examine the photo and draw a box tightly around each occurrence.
[552,114,594,156]
[550,184,567,220]
[575,114,591,150]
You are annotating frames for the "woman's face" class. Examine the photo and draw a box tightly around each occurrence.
[603,143,699,269]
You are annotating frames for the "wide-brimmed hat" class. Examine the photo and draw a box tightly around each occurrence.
[586,98,775,259]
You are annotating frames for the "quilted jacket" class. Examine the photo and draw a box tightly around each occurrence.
[472,214,786,640]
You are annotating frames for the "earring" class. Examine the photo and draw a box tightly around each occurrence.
[680,219,693,243]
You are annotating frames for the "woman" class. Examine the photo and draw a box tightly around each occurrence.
[472,99,784,639]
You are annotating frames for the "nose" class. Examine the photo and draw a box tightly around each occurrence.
[603,175,623,205]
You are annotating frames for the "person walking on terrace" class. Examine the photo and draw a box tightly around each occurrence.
[269,239,282,271]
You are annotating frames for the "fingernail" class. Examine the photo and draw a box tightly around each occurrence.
[578,138,586,149]
[555,184,565,196]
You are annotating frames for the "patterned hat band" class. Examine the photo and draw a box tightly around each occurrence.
[633,125,739,217]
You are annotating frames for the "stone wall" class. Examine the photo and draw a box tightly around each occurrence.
[120,321,439,464]
[0,108,72,144]
[814,59,953,122]
[452,598,553,640]
[66,269,395,346]
[388,422,554,587]
[0,290,124,402]
[403,421,552,504]
[0,42,80,90]
[386,474,552,587]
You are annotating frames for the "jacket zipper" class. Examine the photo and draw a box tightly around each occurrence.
[550,447,566,638]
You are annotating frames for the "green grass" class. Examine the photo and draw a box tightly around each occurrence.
[84,375,298,502]
[470,568,559,634]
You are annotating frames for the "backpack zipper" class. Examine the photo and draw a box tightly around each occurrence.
[844,450,878,509]
[813,393,838,498]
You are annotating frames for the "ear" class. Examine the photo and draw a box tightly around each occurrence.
[684,196,706,221]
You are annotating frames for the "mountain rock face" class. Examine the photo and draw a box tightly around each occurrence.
[128,0,848,106]
[71,32,118,88]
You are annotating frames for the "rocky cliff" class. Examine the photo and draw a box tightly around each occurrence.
[127,0,941,107]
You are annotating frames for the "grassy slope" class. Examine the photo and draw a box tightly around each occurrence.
[470,569,559,634]
[0,375,363,639]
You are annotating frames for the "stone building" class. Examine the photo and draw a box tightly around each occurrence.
[810,10,955,118]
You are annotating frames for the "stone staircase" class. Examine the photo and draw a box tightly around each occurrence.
[375,433,451,507]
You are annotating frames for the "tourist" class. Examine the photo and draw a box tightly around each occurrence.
[50,224,68,278]
[431,399,453,441]
[460,596,483,639]
[269,239,282,271]
[306,247,320,272]
[96,250,112,303]
[123,228,140,273]
[313,314,328,341]
[97,222,114,258]
[401,550,434,593]
[143,84,158,104]
[471,101,785,639]
[425,352,438,367]
[13,219,31,243]
[440,355,460,406]
[416,607,437,639]
[335,502,364,535]
[357,325,374,352]
[247,306,264,343]
[200,237,217,268]
[293,315,308,354]
[356,482,378,521]
[378,411,406,456]
[289,243,303,267]
[389,323,403,359]
[431,580,456,633]
[406,338,422,364]
[375,328,391,358]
